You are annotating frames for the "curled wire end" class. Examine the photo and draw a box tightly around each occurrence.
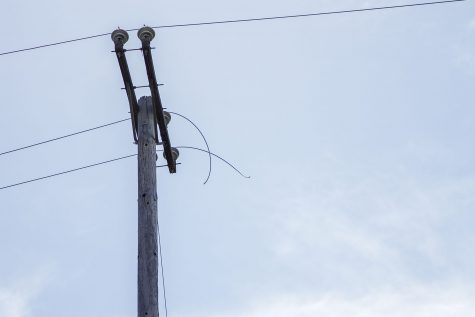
[169,112,212,184]
[176,146,250,180]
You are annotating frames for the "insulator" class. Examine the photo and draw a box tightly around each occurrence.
[111,29,129,45]
[137,26,155,42]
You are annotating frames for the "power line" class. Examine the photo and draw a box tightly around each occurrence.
[0,32,111,57]
[0,0,467,57]
[0,111,222,185]
[176,146,250,179]
[152,0,467,29]
[0,111,218,183]
[157,213,169,317]
[0,146,249,190]
[0,118,129,157]
[0,153,137,190]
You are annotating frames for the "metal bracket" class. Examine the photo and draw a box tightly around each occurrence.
[111,47,156,53]
[121,84,164,90]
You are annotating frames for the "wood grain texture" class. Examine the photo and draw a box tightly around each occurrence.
[137,96,159,317]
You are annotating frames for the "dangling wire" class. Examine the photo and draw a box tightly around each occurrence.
[176,146,250,179]
[157,213,169,317]
[155,145,248,317]
[169,112,212,184]
[0,118,130,157]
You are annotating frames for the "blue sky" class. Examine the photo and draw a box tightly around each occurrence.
[1,0,475,316]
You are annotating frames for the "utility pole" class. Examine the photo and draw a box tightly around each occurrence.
[137,96,159,317]
[112,27,179,317]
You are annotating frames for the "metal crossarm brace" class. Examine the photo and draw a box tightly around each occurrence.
[112,33,139,143]
[139,28,176,173]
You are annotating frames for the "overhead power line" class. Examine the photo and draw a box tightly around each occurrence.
[157,215,169,317]
[0,111,216,183]
[0,0,467,57]
[0,147,249,191]
[151,0,467,29]
[0,32,111,57]
[0,118,129,157]
[176,146,250,179]
[0,112,212,175]
[0,154,137,190]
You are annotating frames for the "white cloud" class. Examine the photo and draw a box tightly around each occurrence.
[451,17,475,71]
[468,18,475,31]
[453,49,475,70]
[184,286,475,317]
[0,268,53,317]
[266,166,475,288]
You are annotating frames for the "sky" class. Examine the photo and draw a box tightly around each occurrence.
[1,0,475,316]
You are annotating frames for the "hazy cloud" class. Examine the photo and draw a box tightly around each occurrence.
[195,286,475,317]
[468,18,475,31]
[0,267,53,317]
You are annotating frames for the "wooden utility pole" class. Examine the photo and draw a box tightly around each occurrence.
[137,96,159,317]
[112,27,178,317]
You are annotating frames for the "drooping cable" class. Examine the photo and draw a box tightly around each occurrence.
[157,212,169,317]
[176,146,250,179]
[0,0,467,56]
[0,32,111,56]
[0,146,248,190]
[152,0,467,29]
[0,118,130,157]
[169,111,212,184]
[0,154,137,190]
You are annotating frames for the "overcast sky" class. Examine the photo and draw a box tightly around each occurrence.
[1,0,475,316]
